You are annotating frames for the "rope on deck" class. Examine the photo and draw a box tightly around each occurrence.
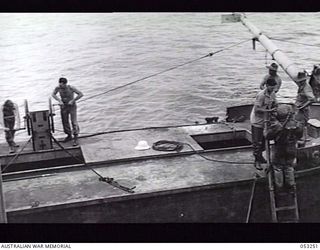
[152,139,259,221]
[50,135,135,193]
[152,140,255,165]
[184,142,254,165]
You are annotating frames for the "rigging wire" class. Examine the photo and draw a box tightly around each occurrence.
[269,37,320,48]
[50,135,135,193]
[265,49,269,67]
[78,38,252,103]
[53,123,207,138]
[2,137,32,173]
[49,135,104,179]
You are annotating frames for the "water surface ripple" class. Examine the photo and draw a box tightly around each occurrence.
[1,13,319,141]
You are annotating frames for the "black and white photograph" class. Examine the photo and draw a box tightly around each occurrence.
[0,12,320,235]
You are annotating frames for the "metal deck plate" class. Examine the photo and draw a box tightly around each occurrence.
[3,147,256,212]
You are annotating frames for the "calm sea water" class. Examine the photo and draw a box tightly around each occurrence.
[1,13,320,142]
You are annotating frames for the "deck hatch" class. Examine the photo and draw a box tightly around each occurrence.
[191,130,252,150]
[0,147,85,173]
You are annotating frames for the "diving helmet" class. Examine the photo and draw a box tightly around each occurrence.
[276,104,292,121]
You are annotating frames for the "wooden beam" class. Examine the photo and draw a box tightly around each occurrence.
[0,165,7,223]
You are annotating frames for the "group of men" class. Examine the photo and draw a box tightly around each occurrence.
[250,62,314,188]
[0,64,315,189]
[0,77,83,153]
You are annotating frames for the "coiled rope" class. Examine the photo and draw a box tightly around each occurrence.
[78,38,251,103]
[152,140,184,152]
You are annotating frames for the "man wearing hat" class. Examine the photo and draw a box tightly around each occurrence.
[295,71,315,145]
[265,104,303,189]
[52,77,83,146]
[309,65,320,101]
[0,100,21,153]
[260,62,282,93]
[250,78,278,166]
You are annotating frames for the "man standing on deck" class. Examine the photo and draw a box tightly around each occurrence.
[52,77,83,146]
[0,100,21,153]
[295,71,315,145]
[260,62,282,93]
[309,65,320,101]
[250,78,278,167]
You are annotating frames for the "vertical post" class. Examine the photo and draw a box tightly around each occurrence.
[0,164,8,223]
[265,112,272,168]
[265,111,277,222]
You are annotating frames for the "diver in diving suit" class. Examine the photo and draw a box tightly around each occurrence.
[265,104,303,189]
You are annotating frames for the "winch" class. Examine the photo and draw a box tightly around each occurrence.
[23,98,56,151]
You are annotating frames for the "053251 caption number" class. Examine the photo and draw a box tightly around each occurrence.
[300,244,318,248]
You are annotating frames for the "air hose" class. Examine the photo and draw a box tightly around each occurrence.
[152,140,254,165]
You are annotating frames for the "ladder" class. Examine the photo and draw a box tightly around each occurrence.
[264,109,299,223]
[266,151,300,223]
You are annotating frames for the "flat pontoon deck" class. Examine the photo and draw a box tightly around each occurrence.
[2,120,259,221]
[3,104,320,222]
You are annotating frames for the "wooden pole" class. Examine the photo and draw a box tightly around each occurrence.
[264,112,277,222]
[238,14,301,84]
[0,164,7,223]
[223,13,315,97]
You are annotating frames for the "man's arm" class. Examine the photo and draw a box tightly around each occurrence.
[265,120,282,140]
[254,94,276,113]
[68,86,83,105]
[51,87,64,106]
[295,124,304,140]
[304,82,315,102]
[0,106,9,131]
[296,83,315,109]
[13,103,21,129]
[256,106,276,113]
[275,77,282,93]
[0,105,4,130]
[259,75,268,90]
